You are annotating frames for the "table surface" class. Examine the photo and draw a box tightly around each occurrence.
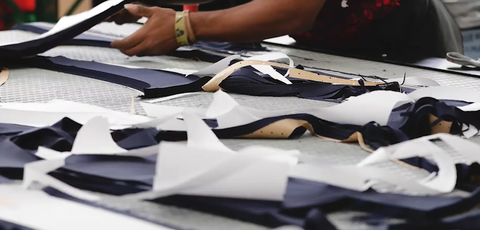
[2,27,480,230]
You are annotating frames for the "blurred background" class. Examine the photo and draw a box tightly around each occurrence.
[0,0,479,58]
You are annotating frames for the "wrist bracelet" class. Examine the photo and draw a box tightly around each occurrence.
[175,11,189,47]
[184,11,197,44]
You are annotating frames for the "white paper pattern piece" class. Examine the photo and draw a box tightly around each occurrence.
[122,113,298,201]
[0,100,151,128]
[0,185,171,230]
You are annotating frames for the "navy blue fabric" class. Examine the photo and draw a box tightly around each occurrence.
[0,219,36,230]
[0,118,160,179]
[219,68,401,101]
[0,0,134,59]
[111,128,159,150]
[11,24,114,48]
[388,97,480,139]
[0,118,81,179]
[157,115,409,151]
[192,41,268,54]
[10,24,236,63]
[17,56,210,98]
[46,156,480,230]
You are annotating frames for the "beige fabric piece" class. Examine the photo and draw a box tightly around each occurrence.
[430,115,453,134]
[202,60,387,92]
[238,118,373,152]
[0,68,9,87]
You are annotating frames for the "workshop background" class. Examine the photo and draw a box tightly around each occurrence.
[1,0,480,58]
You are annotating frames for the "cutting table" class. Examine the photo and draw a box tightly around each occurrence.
[2,27,480,230]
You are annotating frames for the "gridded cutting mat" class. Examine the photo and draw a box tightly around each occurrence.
[3,29,480,230]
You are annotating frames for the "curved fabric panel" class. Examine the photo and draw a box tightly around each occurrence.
[19,56,210,98]
[0,0,134,59]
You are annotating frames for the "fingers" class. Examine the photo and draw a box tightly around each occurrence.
[120,41,151,56]
[111,26,148,50]
[124,4,154,18]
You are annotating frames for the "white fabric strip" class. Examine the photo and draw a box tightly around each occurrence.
[0,184,171,230]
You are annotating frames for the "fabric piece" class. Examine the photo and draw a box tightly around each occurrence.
[0,219,36,230]
[219,67,401,101]
[17,56,210,98]
[44,155,480,230]
[0,118,159,180]
[0,0,134,59]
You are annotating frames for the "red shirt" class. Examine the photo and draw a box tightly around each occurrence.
[291,0,401,48]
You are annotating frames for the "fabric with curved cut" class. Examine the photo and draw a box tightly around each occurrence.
[0,0,134,59]
[17,56,210,98]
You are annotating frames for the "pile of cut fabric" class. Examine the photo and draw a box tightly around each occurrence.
[1,1,480,230]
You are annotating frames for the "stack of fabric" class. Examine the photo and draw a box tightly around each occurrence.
[2,1,480,230]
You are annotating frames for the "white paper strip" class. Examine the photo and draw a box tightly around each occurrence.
[0,185,171,230]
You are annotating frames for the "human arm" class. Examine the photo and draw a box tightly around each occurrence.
[111,0,325,56]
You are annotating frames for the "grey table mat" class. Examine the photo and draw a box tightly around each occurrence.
[3,29,480,230]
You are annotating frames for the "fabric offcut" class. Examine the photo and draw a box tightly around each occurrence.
[219,67,401,101]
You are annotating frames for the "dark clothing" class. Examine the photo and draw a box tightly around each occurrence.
[292,0,463,60]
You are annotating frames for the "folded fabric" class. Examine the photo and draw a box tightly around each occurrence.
[0,0,134,59]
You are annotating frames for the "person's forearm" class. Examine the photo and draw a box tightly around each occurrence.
[190,0,325,42]
[157,0,215,5]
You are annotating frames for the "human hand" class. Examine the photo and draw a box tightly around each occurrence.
[111,4,179,56]
[106,2,145,25]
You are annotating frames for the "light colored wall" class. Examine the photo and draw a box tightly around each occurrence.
[58,0,92,18]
